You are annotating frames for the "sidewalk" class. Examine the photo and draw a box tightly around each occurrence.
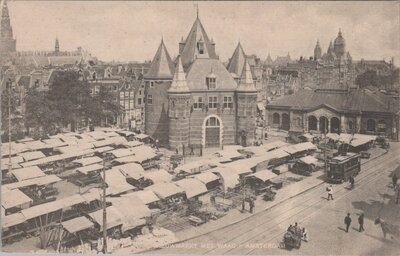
[168,170,325,242]
[146,147,390,251]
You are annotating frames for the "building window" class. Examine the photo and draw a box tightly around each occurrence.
[208,96,217,109]
[139,90,142,95]
[206,77,216,89]
[138,98,141,105]
[206,117,220,127]
[197,41,204,54]
[273,113,280,124]
[348,121,353,131]
[377,120,387,133]
[223,96,233,108]
[366,119,375,132]
[193,97,203,109]
[150,81,154,88]
[147,94,153,105]
[113,85,118,91]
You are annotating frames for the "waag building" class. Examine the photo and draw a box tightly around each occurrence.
[143,14,258,151]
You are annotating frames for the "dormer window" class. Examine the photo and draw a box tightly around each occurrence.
[197,41,204,54]
[206,71,216,89]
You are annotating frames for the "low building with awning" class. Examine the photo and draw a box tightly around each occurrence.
[211,167,240,192]
[174,178,208,199]
[73,156,103,167]
[143,169,173,184]
[62,216,94,234]
[2,189,33,212]
[122,190,160,205]
[10,166,46,181]
[145,182,185,199]
[19,151,46,162]
[4,175,61,190]
[88,206,124,232]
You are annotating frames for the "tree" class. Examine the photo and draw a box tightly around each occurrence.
[93,86,122,126]
[355,69,380,89]
[46,71,93,131]
[25,88,60,139]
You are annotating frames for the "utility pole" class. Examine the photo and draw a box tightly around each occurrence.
[7,79,12,174]
[102,153,108,254]
[324,119,328,173]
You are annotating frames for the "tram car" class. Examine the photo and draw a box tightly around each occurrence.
[326,153,361,183]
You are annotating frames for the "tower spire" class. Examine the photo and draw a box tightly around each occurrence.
[169,55,189,92]
[1,0,13,38]
[55,36,60,54]
[237,59,256,92]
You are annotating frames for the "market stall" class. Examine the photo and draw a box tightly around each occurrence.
[288,155,320,176]
[19,151,46,162]
[143,169,173,185]
[10,166,46,181]
[192,172,221,190]
[115,163,151,189]
[245,170,278,195]
[2,213,27,244]
[145,182,185,210]
[71,164,103,187]
[59,216,96,248]
[122,190,160,208]
[2,189,33,215]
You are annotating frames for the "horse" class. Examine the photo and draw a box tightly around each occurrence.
[374,217,400,239]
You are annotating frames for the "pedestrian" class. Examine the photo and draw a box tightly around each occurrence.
[358,213,365,232]
[327,185,334,200]
[392,174,398,189]
[242,199,246,212]
[302,227,308,242]
[344,213,352,233]
[249,198,255,213]
[349,176,355,189]
[175,148,179,155]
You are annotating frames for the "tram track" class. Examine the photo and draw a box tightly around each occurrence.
[232,156,398,255]
[203,152,398,255]
[152,148,399,255]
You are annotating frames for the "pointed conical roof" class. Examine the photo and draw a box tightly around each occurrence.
[145,39,175,79]
[169,56,189,93]
[226,42,247,77]
[1,0,13,39]
[315,40,321,50]
[180,16,217,69]
[237,59,256,92]
[327,40,334,54]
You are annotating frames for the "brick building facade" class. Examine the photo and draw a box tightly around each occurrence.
[144,15,257,150]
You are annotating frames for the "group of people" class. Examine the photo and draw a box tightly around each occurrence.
[344,213,365,233]
[287,222,308,242]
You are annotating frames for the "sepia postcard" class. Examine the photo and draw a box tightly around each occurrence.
[0,0,399,255]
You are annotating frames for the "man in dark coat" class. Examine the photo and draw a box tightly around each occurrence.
[344,213,352,233]
[358,213,365,232]
[393,173,398,189]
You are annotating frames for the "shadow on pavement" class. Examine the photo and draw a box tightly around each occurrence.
[337,227,347,232]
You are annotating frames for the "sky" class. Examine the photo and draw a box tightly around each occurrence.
[6,0,400,63]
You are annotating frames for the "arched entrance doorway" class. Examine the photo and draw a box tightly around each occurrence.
[203,115,222,148]
[308,116,317,131]
[281,113,290,131]
[330,117,340,134]
[319,116,329,134]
